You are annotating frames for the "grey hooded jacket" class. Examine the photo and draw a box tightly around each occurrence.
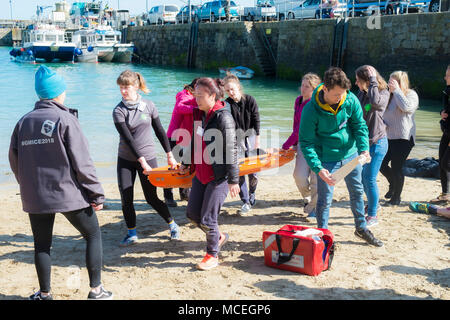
[8,100,104,214]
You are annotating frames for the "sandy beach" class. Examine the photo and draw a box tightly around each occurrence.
[0,162,449,300]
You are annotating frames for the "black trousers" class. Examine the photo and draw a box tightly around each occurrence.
[117,157,173,229]
[380,137,414,201]
[439,133,450,194]
[28,206,102,293]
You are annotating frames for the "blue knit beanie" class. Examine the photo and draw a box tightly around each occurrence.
[35,65,67,99]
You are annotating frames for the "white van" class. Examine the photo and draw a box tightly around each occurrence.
[147,4,180,24]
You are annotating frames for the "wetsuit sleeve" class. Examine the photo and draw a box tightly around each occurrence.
[8,122,19,183]
[152,116,171,153]
[113,122,143,159]
[63,116,105,205]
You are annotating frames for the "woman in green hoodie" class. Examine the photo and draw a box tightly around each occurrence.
[299,67,383,247]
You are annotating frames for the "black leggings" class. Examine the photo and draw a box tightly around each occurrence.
[117,157,173,229]
[28,207,102,293]
[439,133,450,194]
[380,138,414,201]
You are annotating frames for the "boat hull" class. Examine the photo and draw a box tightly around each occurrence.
[112,46,133,63]
[97,47,115,62]
[75,48,98,63]
[32,45,76,62]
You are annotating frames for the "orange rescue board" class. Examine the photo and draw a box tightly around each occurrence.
[147,148,296,188]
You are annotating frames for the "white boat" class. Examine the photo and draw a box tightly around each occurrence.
[113,43,134,63]
[219,66,255,79]
[72,28,98,63]
[94,26,133,63]
[10,24,78,63]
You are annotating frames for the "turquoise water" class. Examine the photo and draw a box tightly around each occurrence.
[0,46,443,183]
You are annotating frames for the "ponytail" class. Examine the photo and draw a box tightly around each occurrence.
[117,70,150,94]
[136,72,150,94]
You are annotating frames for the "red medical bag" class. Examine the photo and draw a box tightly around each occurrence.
[262,225,335,276]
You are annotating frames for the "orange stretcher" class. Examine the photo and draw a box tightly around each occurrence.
[147,148,296,188]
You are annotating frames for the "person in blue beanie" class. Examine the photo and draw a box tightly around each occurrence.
[9,65,113,300]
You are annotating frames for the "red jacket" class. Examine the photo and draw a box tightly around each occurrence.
[167,89,197,146]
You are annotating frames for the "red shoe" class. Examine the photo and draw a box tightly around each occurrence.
[196,253,219,271]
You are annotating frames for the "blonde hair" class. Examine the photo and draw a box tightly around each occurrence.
[223,74,243,95]
[302,72,322,90]
[390,71,410,96]
[116,70,150,94]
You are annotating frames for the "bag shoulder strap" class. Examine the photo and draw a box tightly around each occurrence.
[276,234,300,265]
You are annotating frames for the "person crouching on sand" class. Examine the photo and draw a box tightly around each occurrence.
[182,77,240,270]
[9,65,113,300]
[299,67,384,247]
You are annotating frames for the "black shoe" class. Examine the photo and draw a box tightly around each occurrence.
[165,197,177,207]
[355,228,384,247]
[382,198,400,207]
[384,188,393,199]
[29,291,53,300]
[249,193,256,206]
[87,286,113,300]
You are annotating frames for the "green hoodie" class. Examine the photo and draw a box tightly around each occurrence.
[299,84,369,174]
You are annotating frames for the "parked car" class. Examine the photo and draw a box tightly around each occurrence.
[384,0,438,14]
[244,0,277,21]
[287,0,346,19]
[346,0,384,16]
[176,5,201,23]
[147,4,180,24]
[195,1,241,22]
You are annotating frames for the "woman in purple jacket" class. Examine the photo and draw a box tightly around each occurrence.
[355,65,389,227]
[282,73,321,218]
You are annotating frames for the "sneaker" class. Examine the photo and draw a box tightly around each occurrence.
[169,223,180,240]
[409,202,429,214]
[365,216,379,228]
[119,235,138,247]
[218,232,229,250]
[165,197,177,207]
[249,193,256,206]
[87,285,113,300]
[306,211,316,219]
[28,291,53,300]
[239,203,251,215]
[196,253,219,271]
[354,228,384,247]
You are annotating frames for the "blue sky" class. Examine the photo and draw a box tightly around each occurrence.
[1,0,255,20]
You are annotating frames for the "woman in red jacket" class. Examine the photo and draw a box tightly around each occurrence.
[182,77,240,271]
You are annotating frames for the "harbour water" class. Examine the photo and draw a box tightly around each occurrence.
[0,46,443,184]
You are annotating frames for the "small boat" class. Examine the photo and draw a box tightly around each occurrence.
[94,26,134,63]
[10,24,78,63]
[147,148,295,188]
[72,28,98,63]
[219,66,255,79]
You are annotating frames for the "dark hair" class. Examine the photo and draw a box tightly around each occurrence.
[323,67,351,90]
[184,77,200,93]
[195,77,225,101]
[355,65,388,91]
